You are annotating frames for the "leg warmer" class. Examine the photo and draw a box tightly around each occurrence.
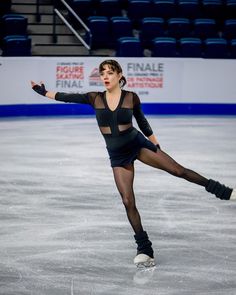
[134,231,154,258]
[205,179,233,200]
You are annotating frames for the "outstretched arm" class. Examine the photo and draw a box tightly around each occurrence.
[31,81,93,104]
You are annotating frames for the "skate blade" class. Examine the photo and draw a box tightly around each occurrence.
[135,260,156,269]
[133,265,157,284]
[230,189,236,201]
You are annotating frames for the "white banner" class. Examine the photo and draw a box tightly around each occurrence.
[0,57,235,105]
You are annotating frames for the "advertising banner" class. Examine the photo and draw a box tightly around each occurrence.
[0,57,182,104]
[0,57,236,107]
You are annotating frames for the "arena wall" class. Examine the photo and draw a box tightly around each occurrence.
[0,57,235,116]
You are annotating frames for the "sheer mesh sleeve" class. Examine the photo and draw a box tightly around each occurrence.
[133,92,153,137]
[55,92,98,106]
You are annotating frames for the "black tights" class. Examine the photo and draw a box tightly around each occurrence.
[113,164,144,234]
[112,148,209,235]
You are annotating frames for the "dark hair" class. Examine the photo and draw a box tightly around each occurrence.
[99,59,127,88]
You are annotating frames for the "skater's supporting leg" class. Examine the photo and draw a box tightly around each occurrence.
[134,231,155,268]
[134,231,154,258]
[112,164,155,267]
[112,164,143,234]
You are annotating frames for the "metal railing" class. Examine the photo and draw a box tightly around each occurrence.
[36,0,40,22]
[53,0,92,52]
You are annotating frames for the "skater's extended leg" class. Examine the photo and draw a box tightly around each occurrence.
[138,148,234,200]
[138,148,208,186]
[205,179,233,200]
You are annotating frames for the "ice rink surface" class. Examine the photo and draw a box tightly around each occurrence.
[0,116,236,295]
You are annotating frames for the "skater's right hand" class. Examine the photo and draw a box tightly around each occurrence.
[31,81,48,96]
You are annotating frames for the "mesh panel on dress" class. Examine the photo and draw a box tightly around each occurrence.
[118,123,132,132]
[93,93,106,109]
[121,92,134,109]
[99,126,112,134]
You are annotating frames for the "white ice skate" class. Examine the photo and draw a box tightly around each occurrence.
[230,189,236,200]
[134,253,156,268]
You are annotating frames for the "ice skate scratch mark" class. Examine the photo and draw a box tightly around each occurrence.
[208,204,220,215]
[71,278,74,295]
[159,198,177,229]
[197,246,228,260]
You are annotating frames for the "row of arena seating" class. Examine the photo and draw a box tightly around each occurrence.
[3,35,235,58]
[1,0,236,57]
[1,14,236,57]
[116,36,236,57]
[68,0,236,23]
[85,16,236,49]
[0,1,31,56]
[0,14,31,56]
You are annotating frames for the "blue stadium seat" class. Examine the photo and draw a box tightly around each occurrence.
[2,35,31,56]
[118,0,129,9]
[223,19,236,40]
[2,14,28,36]
[116,37,144,56]
[127,0,152,27]
[193,18,218,39]
[110,16,133,46]
[204,38,228,58]
[96,0,122,17]
[153,0,176,19]
[139,17,165,48]
[179,37,202,57]
[0,0,11,16]
[152,37,177,57]
[225,0,236,19]
[177,0,200,19]
[71,0,95,21]
[86,16,110,48]
[230,39,236,58]
[202,0,223,21]
[167,18,191,38]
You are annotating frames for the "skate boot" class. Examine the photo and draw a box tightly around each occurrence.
[206,179,236,201]
[133,231,155,268]
[230,189,236,200]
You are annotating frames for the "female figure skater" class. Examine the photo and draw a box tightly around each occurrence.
[31,59,235,268]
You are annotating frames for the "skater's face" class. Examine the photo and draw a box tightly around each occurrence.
[100,64,122,91]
